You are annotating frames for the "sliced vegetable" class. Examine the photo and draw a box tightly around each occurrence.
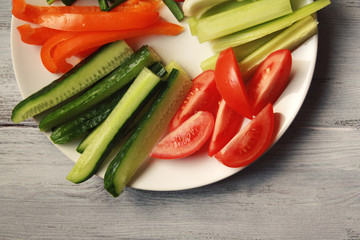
[150,111,214,159]
[98,0,126,11]
[201,30,280,71]
[66,67,162,183]
[50,86,129,144]
[211,0,331,51]
[11,40,133,124]
[163,0,184,21]
[39,45,160,132]
[34,11,159,31]
[51,20,183,73]
[208,99,243,157]
[16,24,60,45]
[104,65,193,197]
[247,49,292,115]
[168,70,220,131]
[215,103,274,168]
[238,15,318,81]
[215,48,253,119]
[195,0,293,42]
[182,0,229,17]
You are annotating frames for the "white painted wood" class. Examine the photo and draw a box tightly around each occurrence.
[1,0,359,239]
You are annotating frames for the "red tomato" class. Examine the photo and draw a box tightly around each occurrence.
[247,49,292,115]
[150,111,215,159]
[208,99,244,157]
[169,70,220,131]
[215,48,253,119]
[215,103,274,168]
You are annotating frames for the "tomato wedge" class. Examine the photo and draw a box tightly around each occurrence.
[208,99,244,157]
[215,103,274,168]
[215,48,253,119]
[150,111,214,159]
[247,49,292,115]
[169,70,220,131]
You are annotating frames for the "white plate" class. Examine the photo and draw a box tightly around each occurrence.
[11,0,317,191]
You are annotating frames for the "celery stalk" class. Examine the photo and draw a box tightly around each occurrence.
[201,31,281,71]
[211,0,330,51]
[196,0,293,43]
[239,15,319,82]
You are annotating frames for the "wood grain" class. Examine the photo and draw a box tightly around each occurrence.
[1,0,359,239]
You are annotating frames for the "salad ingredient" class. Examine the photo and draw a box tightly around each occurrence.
[247,49,292,115]
[208,99,243,157]
[168,70,220,131]
[163,0,184,21]
[211,0,331,51]
[50,87,129,144]
[182,0,229,18]
[51,20,183,73]
[11,40,133,124]
[150,111,214,159]
[238,15,318,81]
[67,67,162,183]
[215,47,253,119]
[16,24,60,45]
[194,0,293,42]
[104,65,192,197]
[215,103,274,168]
[201,30,280,71]
[40,31,78,73]
[39,45,160,132]
[33,11,159,31]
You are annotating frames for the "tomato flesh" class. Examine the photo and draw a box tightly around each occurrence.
[208,99,244,157]
[169,70,220,131]
[215,48,253,119]
[247,49,292,115]
[150,111,214,159]
[215,103,274,168]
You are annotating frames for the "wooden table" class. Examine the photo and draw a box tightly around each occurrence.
[1,1,359,239]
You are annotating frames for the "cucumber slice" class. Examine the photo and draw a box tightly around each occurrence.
[11,40,133,124]
[50,86,129,144]
[104,62,193,197]
[39,46,160,132]
[66,67,162,183]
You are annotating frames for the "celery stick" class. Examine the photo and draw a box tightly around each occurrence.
[201,31,281,71]
[211,0,330,51]
[196,0,293,43]
[183,0,230,18]
[239,15,318,82]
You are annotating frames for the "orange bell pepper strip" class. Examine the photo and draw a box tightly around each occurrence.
[40,31,78,73]
[17,24,61,45]
[33,11,160,31]
[52,21,184,73]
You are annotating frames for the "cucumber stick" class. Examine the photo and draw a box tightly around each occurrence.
[50,87,129,144]
[239,15,319,81]
[39,46,160,132]
[195,0,293,42]
[211,0,331,51]
[66,67,162,183]
[104,62,193,197]
[11,40,133,124]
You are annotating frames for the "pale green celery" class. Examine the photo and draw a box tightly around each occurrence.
[182,0,231,18]
[196,0,293,43]
[239,15,318,82]
[201,30,281,71]
[212,0,330,51]
[188,17,198,36]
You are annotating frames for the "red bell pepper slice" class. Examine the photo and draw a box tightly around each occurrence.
[50,21,183,73]
[17,24,60,45]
